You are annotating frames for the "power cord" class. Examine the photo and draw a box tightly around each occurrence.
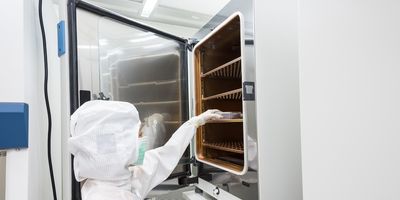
[38,0,57,199]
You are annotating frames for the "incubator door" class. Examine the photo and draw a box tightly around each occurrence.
[75,6,190,182]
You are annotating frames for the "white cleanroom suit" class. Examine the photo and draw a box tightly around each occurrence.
[68,100,222,200]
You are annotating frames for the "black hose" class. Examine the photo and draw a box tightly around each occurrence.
[38,0,58,199]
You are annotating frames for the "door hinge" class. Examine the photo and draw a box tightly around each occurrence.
[187,38,198,51]
[179,156,197,165]
[177,157,213,186]
[178,176,198,185]
[178,174,212,186]
[177,156,195,165]
[190,156,198,165]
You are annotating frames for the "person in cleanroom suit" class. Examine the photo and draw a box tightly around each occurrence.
[68,100,222,200]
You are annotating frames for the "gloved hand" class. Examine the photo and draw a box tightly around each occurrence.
[189,109,223,128]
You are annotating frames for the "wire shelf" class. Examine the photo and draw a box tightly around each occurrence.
[203,141,244,154]
[203,88,242,101]
[201,57,241,79]
[207,119,243,123]
[133,100,180,106]
[119,79,178,89]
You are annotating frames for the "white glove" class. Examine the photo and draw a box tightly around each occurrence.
[189,109,223,128]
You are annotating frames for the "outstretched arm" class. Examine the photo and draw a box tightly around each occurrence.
[129,110,222,199]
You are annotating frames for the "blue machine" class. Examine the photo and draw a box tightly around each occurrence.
[0,103,29,149]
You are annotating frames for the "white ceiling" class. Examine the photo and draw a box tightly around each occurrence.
[84,0,231,38]
[157,0,230,15]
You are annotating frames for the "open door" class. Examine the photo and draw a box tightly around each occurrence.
[68,1,190,199]
[193,12,249,175]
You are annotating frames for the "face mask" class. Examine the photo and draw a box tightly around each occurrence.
[134,136,148,165]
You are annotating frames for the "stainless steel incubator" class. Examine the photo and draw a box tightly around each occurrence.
[68,0,258,199]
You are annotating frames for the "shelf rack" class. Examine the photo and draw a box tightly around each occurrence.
[207,119,243,123]
[133,100,180,106]
[203,88,242,101]
[203,141,244,154]
[201,57,241,79]
[119,79,178,89]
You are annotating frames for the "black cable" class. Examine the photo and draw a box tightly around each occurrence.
[38,0,57,199]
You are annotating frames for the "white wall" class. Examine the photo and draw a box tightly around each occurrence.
[254,0,303,199]
[0,1,30,199]
[299,0,400,200]
[0,0,62,199]
[56,0,73,199]
[32,0,64,199]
